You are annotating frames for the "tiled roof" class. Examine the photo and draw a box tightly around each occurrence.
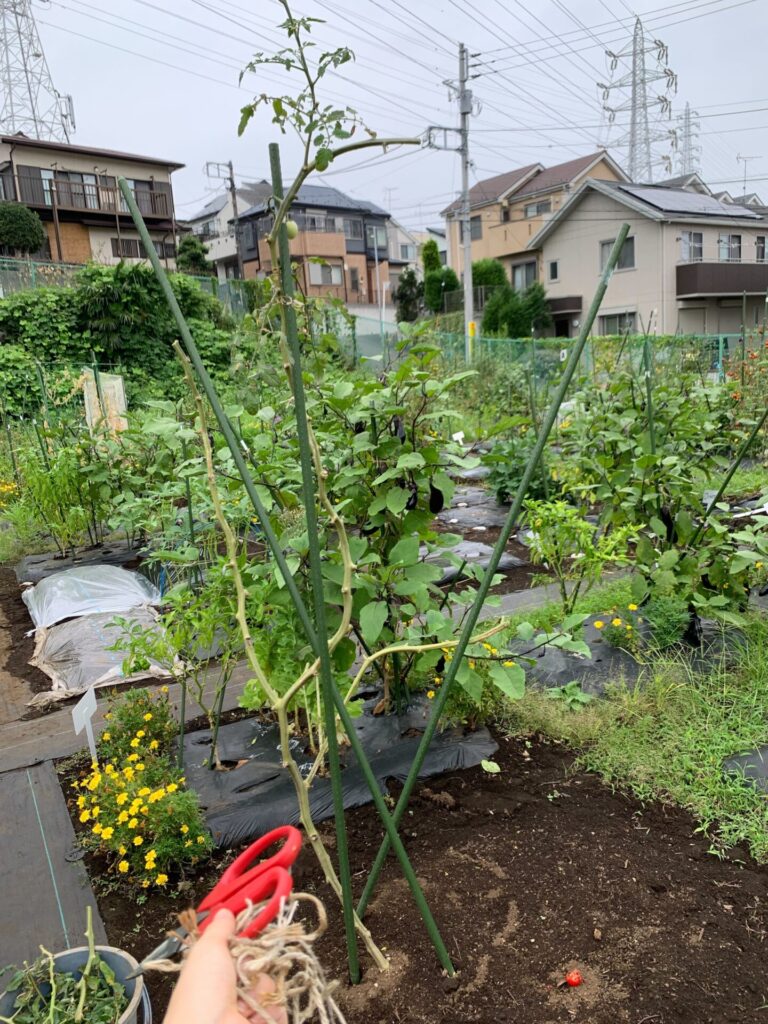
[239,181,389,220]
[441,163,540,215]
[511,152,611,198]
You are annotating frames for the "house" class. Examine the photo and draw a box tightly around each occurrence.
[187,180,273,281]
[237,183,394,306]
[441,150,627,289]
[528,177,768,336]
[0,133,182,265]
[387,220,421,288]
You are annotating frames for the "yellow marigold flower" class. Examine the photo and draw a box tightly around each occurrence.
[117,811,129,824]
[141,880,150,889]
[91,805,100,818]
[129,738,140,749]
[427,690,435,699]
[155,873,168,886]
[101,827,114,840]
[140,806,149,815]
[127,753,139,763]
[611,617,622,627]
[136,730,146,739]
[625,624,632,631]
[128,818,138,829]
[757,561,764,569]
[92,823,103,835]
[76,795,86,809]
[104,712,111,720]
[433,676,442,685]
[161,686,169,694]
[196,836,205,844]
[133,836,143,846]
[118,845,126,855]
[118,860,129,874]
[166,783,178,793]
[628,603,638,612]
[123,768,135,780]
[503,660,516,668]
[184,840,192,848]
[105,764,116,775]
[594,620,605,629]
[136,764,145,772]
[180,824,189,834]
[102,731,111,741]
[149,740,159,751]
[143,713,153,721]
[138,787,151,797]
[116,793,128,806]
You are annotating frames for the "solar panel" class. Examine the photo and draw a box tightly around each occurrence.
[619,185,763,219]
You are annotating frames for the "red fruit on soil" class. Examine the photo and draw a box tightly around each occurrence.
[565,970,583,988]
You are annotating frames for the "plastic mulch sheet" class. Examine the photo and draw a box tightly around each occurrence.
[27,609,172,705]
[21,565,161,630]
[15,542,142,585]
[184,696,498,849]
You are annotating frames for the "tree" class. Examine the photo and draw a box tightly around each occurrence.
[472,258,507,289]
[480,281,552,337]
[521,281,553,336]
[176,234,211,274]
[0,203,46,256]
[424,266,460,314]
[392,267,422,322]
[421,237,441,274]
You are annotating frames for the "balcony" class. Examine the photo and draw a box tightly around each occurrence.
[677,260,768,297]
[16,174,171,219]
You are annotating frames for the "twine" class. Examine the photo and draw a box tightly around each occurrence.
[145,894,347,1024]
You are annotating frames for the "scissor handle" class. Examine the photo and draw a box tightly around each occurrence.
[198,826,302,914]
[198,866,293,940]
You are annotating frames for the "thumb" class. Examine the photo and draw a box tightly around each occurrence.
[201,907,237,945]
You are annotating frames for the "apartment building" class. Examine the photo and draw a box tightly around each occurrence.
[238,183,394,305]
[529,176,768,336]
[0,133,182,266]
[442,150,626,288]
[187,180,273,281]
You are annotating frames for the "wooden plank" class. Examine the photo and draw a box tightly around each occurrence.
[0,762,107,971]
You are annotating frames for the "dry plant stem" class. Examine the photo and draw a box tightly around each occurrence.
[176,346,388,972]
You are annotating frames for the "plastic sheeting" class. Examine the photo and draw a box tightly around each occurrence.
[22,565,161,630]
[724,745,768,794]
[184,697,498,849]
[28,609,172,705]
[15,542,141,585]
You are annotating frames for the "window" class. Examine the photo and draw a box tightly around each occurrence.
[195,220,217,239]
[512,261,536,290]
[366,224,388,249]
[548,260,559,282]
[501,206,510,223]
[308,261,343,286]
[110,237,146,259]
[681,230,703,262]
[243,222,258,250]
[524,199,551,218]
[303,210,326,232]
[349,267,360,291]
[400,243,417,261]
[600,312,637,334]
[41,169,54,206]
[600,235,635,271]
[343,218,363,240]
[757,236,766,263]
[470,215,482,240]
[154,240,176,259]
[718,233,741,262]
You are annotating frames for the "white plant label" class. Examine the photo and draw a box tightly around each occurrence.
[72,687,98,764]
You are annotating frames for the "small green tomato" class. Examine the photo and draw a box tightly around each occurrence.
[285,220,299,239]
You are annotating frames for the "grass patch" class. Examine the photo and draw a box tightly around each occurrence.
[502,616,768,861]
[717,463,768,500]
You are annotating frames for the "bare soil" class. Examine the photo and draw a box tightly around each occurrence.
[81,735,768,1024]
[0,565,49,724]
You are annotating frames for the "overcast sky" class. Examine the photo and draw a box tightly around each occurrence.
[34,0,768,228]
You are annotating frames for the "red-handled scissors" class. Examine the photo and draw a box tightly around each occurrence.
[128,825,302,976]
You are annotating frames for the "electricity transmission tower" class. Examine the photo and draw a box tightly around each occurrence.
[598,16,676,182]
[675,102,701,176]
[0,0,74,142]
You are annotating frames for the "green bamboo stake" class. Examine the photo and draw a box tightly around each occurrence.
[357,223,632,918]
[0,394,19,487]
[268,144,359,982]
[34,360,50,424]
[91,351,107,424]
[642,338,656,455]
[120,173,455,977]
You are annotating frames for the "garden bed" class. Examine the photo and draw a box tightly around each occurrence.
[0,564,50,723]
[79,735,768,1024]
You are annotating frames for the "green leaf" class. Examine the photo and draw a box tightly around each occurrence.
[389,536,419,566]
[488,661,525,700]
[396,452,426,471]
[386,487,410,515]
[332,637,356,672]
[332,380,354,400]
[649,516,667,539]
[516,621,535,641]
[658,549,679,570]
[256,405,276,422]
[636,535,655,565]
[359,601,389,647]
[481,759,501,774]
[675,509,694,544]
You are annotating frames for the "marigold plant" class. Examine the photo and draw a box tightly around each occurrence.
[99,686,177,765]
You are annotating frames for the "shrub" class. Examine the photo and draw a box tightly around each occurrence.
[0,202,46,254]
[421,237,441,274]
[392,267,422,322]
[99,687,178,764]
[424,266,460,313]
[176,234,210,274]
[472,258,507,289]
[644,593,692,649]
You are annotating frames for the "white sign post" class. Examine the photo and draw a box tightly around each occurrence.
[72,688,98,765]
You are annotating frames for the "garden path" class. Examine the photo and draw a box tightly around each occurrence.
[0,762,107,969]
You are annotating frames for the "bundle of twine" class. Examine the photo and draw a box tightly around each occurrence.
[145,894,347,1024]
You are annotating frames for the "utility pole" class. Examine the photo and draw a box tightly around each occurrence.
[205,160,244,278]
[458,43,474,362]
[736,153,759,198]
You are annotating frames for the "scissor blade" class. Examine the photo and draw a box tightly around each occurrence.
[125,933,186,978]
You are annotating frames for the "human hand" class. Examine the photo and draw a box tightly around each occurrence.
[162,908,288,1024]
